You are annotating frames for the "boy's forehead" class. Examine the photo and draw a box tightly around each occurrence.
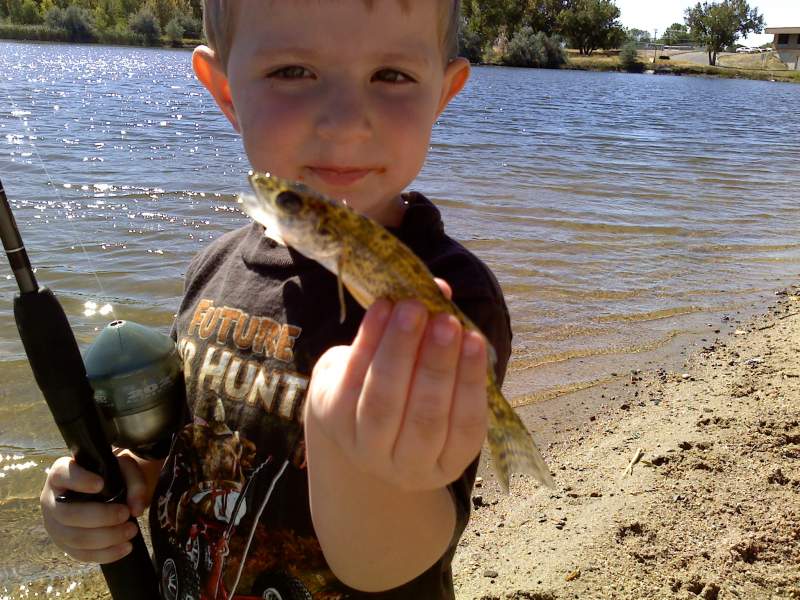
[232,1,444,59]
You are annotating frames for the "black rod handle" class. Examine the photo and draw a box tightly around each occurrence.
[2,178,160,600]
[14,290,160,600]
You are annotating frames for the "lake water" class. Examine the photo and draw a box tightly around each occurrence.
[1,41,799,590]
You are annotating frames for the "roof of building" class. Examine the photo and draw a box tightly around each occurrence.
[766,27,800,34]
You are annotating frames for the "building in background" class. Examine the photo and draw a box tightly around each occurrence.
[766,27,800,69]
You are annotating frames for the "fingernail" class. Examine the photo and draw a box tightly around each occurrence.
[463,332,482,357]
[396,302,423,332]
[373,300,392,323]
[433,316,456,346]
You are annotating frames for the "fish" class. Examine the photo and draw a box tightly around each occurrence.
[240,171,554,492]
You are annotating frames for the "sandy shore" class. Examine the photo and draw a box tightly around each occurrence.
[5,287,800,600]
[455,285,800,599]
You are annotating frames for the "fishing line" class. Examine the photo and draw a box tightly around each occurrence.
[2,87,116,319]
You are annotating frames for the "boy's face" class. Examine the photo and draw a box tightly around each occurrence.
[194,0,469,226]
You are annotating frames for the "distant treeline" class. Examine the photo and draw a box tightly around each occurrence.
[0,0,202,46]
[0,0,614,65]
[462,0,765,68]
[0,0,766,71]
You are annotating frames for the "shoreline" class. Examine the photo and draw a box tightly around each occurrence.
[2,36,797,85]
[4,285,799,599]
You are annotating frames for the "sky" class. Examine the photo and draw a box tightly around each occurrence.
[615,0,800,47]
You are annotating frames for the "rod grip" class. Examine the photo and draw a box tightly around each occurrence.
[13,289,160,599]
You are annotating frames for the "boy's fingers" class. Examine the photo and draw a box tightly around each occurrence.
[47,457,104,495]
[117,454,146,516]
[341,299,392,398]
[438,331,488,475]
[433,278,453,301]
[56,520,138,551]
[70,542,133,565]
[307,300,393,447]
[49,499,130,529]
[393,314,462,469]
[356,301,428,455]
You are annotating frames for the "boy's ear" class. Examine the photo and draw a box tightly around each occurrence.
[192,46,241,132]
[436,57,470,117]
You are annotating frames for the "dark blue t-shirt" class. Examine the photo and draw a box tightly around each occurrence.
[149,193,512,599]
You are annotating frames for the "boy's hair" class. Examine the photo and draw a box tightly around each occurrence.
[203,1,461,71]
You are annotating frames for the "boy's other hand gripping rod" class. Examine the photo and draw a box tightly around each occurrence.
[0,179,160,600]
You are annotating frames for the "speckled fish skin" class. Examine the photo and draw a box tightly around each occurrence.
[241,171,554,491]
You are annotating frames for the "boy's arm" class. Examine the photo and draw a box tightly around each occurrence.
[305,296,489,592]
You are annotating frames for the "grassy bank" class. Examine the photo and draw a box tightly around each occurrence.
[0,22,201,49]
[564,50,800,84]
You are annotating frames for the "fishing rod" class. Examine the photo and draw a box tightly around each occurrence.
[0,178,161,600]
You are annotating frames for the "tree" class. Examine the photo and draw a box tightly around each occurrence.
[129,5,161,44]
[523,0,571,36]
[625,28,651,44]
[18,0,41,24]
[462,0,529,47]
[558,0,625,55]
[684,0,764,65]
[662,22,692,45]
[458,19,484,63]
[92,3,112,30]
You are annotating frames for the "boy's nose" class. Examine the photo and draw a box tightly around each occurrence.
[315,87,372,143]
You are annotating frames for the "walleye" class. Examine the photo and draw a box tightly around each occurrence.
[240,171,554,491]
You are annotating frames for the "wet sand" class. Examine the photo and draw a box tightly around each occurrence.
[3,287,800,599]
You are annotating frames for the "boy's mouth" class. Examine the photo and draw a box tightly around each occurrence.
[306,166,380,187]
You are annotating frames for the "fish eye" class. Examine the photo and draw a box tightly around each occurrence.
[275,191,303,214]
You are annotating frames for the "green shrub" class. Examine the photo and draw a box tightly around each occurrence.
[164,17,183,44]
[619,41,643,72]
[129,6,161,45]
[61,5,95,42]
[503,27,566,68]
[174,12,201,39]
[459,23,483,64]
[44,5,95,42]
[18,0,41,25]
[43,6,64,30]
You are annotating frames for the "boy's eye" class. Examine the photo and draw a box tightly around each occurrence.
[267,66,314,80]
[372,69,415,84]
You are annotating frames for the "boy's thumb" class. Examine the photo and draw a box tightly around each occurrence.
[434,277,453,300]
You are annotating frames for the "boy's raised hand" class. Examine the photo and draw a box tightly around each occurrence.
[305,279,488,491]
[39,454,148,564]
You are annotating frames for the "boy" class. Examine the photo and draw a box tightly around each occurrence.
[40,1,512,598]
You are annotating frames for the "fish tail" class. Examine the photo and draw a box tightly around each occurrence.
[486,383,555,492]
